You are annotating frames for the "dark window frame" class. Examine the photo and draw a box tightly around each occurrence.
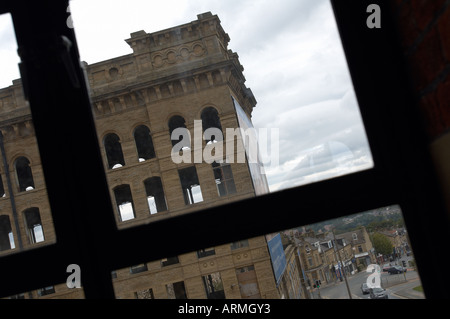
[0,0,448,299]
[161,256,179,267]
[0,215,13,252]
[37,285,55,297]
[134,288,154,299]
[0,173,5,197]
[104,133,125,170]
[201,106,223,143]
[202,272,225,299]
[113,184,136,222]
[14,156,35,192]
[197,247,216,258]
[166,281,187,299]
[178,166,203,205]
[133,125,156,162]
[143,176,168,214]
[230,240,249,251]
[168,115,189,149]
[212,162,236,197]
[23,207,44,244]
[130,263,148,274]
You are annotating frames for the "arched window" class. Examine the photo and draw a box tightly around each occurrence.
[15,156,35,192]
[23,207,45,244]
[113,184,136,222]
[134,125,156,162]
[104,133,125,169]
[178,166,203,205]
[168,115,190,151]
[0,215,14,251]
[144,177,168,214]
[201,107,223,144]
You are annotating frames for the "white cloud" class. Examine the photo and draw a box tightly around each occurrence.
[0,0,373,193]
[260,90,373,192]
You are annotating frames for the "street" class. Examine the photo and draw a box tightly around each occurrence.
[310,267,425,299]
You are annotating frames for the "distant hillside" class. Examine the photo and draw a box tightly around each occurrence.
[301,205,404,234]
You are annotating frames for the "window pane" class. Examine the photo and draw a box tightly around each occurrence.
[222,165,234,181]
[134,125,156,161]
[203,272,225,299]
[3,0,378,299]
[130,263,148,274]
[277,205,424,299]
[147,196,157,215]
[66,0,374,231]
[144,177,168,214]
[111,205,424,299]
[190,185,203,204]
[197,247,215,258]
[118,202,134,222]
[179,167,203,205]
[0,13,56,258]
[166,281,187,299]
[113,185,136,222]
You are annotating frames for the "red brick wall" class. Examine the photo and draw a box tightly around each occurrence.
[389,0,450,140]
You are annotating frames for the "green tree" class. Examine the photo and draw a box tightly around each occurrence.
[372,233,393,256]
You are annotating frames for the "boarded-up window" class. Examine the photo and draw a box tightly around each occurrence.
[236,265,261,299]
[134,288,154,299]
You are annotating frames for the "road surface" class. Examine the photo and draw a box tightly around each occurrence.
[311,268,425,299]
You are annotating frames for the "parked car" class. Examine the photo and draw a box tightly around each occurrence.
[369,287,388,299]
[361,283,370,294]
[387,266,407,274]
[382,264,390,272]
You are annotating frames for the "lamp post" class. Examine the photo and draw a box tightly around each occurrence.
[332,228,352,299]
[0,131,23,250]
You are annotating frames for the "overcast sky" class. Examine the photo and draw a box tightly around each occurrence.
[0,0,373,193]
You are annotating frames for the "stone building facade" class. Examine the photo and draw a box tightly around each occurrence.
[0,12,278,299]
[296,232,357,289]
[338,227,375,268]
